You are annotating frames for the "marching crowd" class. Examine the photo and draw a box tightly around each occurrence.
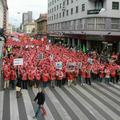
[1,35,120,91]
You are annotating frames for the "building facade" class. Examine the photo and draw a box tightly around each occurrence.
[35,14,47,34]
[0,0,4,28]
[48,0,120,52]
[0,0,8,33]
[23,22,35,34]
[22,11,32,25]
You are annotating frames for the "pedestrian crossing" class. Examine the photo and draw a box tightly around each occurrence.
[0,82,120,120]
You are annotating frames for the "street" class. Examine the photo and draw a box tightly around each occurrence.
[0,81,120,120]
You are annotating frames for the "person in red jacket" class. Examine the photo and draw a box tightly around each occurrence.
[56,69,63,87]
[104,66,111,84]
[35,69,41,88]
[42,70,49,88]
[67,71,74,87]
[85,64,91,85]
[21,69,28,89]
[3,68,11,89]
[49,70,56,88]
[10,67,17,89]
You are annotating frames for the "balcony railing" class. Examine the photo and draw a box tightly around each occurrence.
[87,9,101,15]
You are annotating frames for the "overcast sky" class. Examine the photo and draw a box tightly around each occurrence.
[8,0,48,27]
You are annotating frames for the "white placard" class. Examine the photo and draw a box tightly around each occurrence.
[56,62,62,70]
[46,45,49,50]
[14,58,23,66]
[50,54,54,61]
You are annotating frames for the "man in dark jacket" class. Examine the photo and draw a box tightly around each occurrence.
[33,88,45,118]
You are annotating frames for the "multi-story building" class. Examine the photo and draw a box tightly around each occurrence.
[0,0,4,28]
[0,0,8,33]
[35,13,47,34]
[22,11,32,25]
[23,22,35,34]
[48,0,120,52]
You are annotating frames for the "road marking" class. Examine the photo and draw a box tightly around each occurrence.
[0,91,4,120]
[47,88,72,120]
[22,90,37,120]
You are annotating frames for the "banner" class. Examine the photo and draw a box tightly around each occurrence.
[14,58,23,66]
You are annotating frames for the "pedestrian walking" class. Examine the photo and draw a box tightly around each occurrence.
[33,88,46,119]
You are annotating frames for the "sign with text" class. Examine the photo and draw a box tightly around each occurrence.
[56,62,62,70]
[39,53,44,60]
[14,58,23,66]
[66,62,76,71]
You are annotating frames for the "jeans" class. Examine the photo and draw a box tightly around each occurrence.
[35,104,40,118]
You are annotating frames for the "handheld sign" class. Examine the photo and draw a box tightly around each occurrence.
[50,54,54,61]
[14,58,23,66]
[56,62,62,70]
[39,53,44,60]
[66,62,76,71]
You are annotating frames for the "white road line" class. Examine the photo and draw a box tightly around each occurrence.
[0,91,4,120]
[86,84,120,113]
[93,83,120,103]
[55,87,89,120]
[64,86,107,120]
[22,90,37,120]
[10,90,19,120]
[75,85,120,120]
[47,88,72,120]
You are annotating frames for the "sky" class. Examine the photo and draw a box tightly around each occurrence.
[8,0,48,27]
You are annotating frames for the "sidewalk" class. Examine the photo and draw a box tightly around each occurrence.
[0,41,4,90]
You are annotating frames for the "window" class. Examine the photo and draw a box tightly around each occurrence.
[87,18,95,30]
[66,10,69,16]
[71,8,73,15]
[95,0,103,10]
[63,11,65,17]
[112,2,119,10]
[59,12,61,18]
[76,6,78,13]
[111,18,120,29]
[82,4,85,11]
[96,18,105,30]
[67,0,69,5]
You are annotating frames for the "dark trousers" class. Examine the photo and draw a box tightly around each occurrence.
[57,80,62,87]
[22,80,28,89]
[86,78,91,85]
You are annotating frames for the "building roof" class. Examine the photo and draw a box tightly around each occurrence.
[35,14,47,22]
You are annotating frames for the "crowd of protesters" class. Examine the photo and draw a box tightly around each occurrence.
[1,34,120,91]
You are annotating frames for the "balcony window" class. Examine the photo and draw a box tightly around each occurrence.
[95,0,103,10]
[112,2,119,10]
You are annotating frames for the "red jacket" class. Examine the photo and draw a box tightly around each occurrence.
[11,70,17,80]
